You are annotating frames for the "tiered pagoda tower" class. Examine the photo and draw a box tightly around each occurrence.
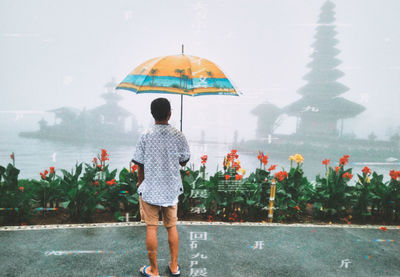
[284,0,365,137]
[90,77,131,130]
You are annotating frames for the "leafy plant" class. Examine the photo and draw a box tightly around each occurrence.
[386,170,400,222]
[179,165,197,217]
[0,163,32,224]
[59,163,96,222]
[118,166,140,220]
[1,150,400,226]
[274,154,313,221]
[30,167,63,217]
[312,155,355,220]
[352,167,386,222]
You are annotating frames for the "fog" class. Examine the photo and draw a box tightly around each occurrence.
[1,0,400,178]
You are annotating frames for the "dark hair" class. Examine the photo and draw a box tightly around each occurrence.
[151,98,171,121]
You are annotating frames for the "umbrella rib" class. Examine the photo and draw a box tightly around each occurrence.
[185,55,195,96]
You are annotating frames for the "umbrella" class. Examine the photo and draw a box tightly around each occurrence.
[115,45,239,131]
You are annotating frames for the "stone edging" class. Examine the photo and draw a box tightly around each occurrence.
[1,221,399,231]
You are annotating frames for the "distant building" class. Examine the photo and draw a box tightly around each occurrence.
[47,107,80,125]
[251,101,282,139]
[283,0,365,138]
[19,78,139,144]
[89,95,131,132]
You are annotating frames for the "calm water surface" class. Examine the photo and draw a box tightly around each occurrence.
[0,131,396,185]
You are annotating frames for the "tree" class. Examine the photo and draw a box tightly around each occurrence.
[175,69,185,89]
[150,69,158,86]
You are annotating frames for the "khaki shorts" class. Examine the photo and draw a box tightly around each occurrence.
[139,195,178,228]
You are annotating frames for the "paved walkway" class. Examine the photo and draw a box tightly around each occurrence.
[1,222,399,277]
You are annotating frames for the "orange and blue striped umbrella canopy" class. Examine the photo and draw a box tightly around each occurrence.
[115,54,239,96]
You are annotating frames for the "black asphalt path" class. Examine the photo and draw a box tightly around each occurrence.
[0,222,399,277]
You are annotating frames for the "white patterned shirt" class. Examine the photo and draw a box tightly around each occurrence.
[132,124,190,207]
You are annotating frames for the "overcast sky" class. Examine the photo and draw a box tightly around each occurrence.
[1,0,399,141]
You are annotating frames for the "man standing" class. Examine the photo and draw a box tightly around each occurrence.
[133,98,190,277]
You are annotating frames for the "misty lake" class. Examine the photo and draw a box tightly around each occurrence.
[0,130,395,185]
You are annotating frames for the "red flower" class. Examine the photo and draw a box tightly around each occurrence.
[224,175,231,180]
[257,151,264,161]
[131,164,138,173]
[49,167,55,174]
[208,215,213,221]
[235,174,243,180]
[10,153,15,160]
[186,170,190,176]
[274,171,288,182]
[101,149,109,162]
[92,157,98,164]
[224,154,233,167]
[201,155,208,165]
[339,155,350,165]
[268,164,277,171]
[389,170,400,180]
[335,166,340,173]
[261,155,268,166]
[389,170,396,180]
[19,186,24,192]
[106,179,116,186]
[362,166,371,175]
[294,206,300,211]
[322,159,330,165]
[40,169,49,180]
[380,226,387,231]
[230,150,239,159]
[342,172,353,179]
[232,162,241,171]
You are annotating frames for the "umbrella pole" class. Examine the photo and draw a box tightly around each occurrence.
[180,43,184,132]
[180,94,183,132]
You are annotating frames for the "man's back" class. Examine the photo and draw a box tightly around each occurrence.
[132,124,190,207]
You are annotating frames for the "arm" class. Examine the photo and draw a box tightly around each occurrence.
[137,164,144,188]
[132,134,145,188]
[178,135,190,167]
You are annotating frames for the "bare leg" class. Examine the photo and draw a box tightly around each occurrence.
[145,225,159,276]
[166,225,179,272]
